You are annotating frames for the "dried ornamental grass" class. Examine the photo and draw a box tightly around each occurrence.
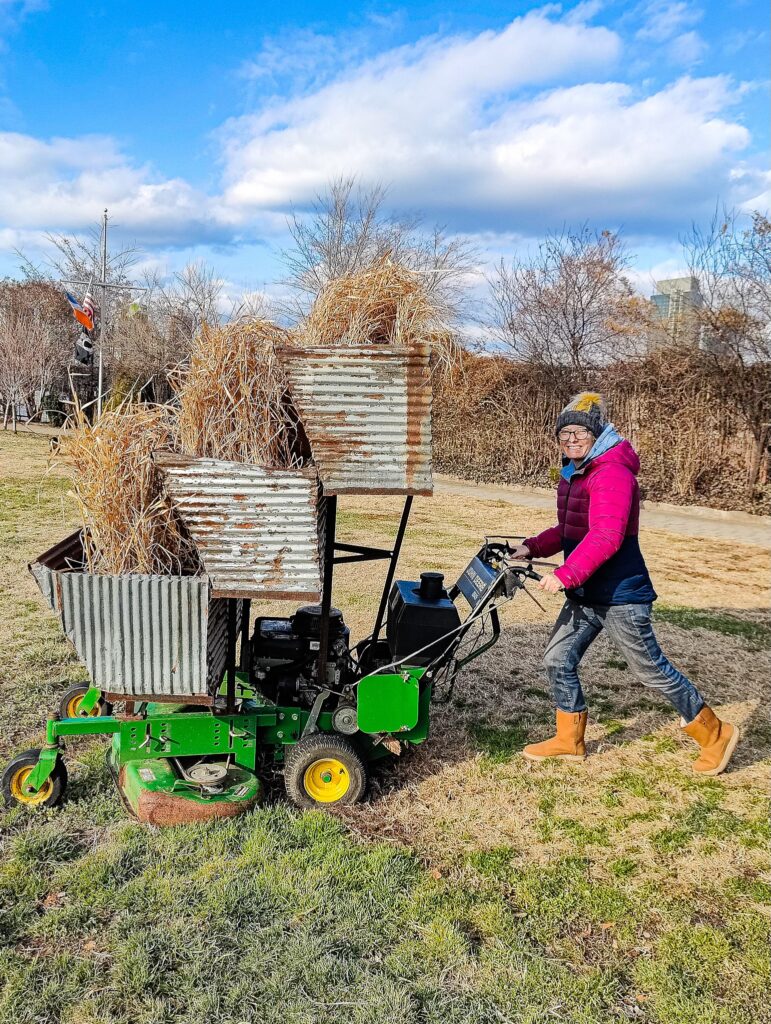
[172,321,306,468]
[60,403,200,576]
[299,255,454,356]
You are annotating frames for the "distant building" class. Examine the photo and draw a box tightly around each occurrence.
[649,276,705,349]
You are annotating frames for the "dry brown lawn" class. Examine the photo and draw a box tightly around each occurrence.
[2,429,769,897]
[1,428,769,1024]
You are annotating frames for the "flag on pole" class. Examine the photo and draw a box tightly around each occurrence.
[65,291,94,331]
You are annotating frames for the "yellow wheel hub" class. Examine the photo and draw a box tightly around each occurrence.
[66,693,99,718]
[303,758,350,803]
[9,766,54,806]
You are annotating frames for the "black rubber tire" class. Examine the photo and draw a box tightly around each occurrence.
[58,684,113,719]
[284,733,368,809]
[2,748,67,809]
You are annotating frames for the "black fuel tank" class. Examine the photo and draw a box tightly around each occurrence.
[386,573,461,666]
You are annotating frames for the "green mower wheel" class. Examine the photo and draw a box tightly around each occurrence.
[59,684,112,719]
[2,749,67,809]
[284,733,368,809]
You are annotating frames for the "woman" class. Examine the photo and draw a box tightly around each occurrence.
[510,392,739,776]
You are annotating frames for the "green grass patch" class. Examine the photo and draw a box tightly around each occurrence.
[609,857,638,879]
[651,800,770,855]
[634,914,769,1024]
[655,604,771,649]
[603,657,628,670]
[608,770,657,800]
[468,721,528,763]
[600,718,626,738]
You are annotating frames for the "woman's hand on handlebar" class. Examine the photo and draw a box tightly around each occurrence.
[507,543,531,560]
[537,572,563,594]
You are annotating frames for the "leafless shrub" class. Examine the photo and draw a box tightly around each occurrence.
[282,177,476,331]
[434,348,770,513]
[0,281,72,428]
[682,209,771,490]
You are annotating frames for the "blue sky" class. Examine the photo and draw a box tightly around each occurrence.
[0,0,768,303]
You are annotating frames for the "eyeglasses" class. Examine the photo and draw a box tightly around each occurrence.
[558,429,591,442]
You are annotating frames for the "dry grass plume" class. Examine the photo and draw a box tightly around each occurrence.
[171,320,307,468]
[59,402,199,576]
[298,255,456,364]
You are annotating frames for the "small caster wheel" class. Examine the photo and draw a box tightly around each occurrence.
[2,749,67,809]
[284,733,368,809]
[59,684,112,719]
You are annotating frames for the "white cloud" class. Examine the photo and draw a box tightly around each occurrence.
[667,30,707,65]
[221,11,622,212]
[240,27,373,94]
[636,0,701,43]
[219,7,751,234]
[738,170,771,214]
[0,132,242,246]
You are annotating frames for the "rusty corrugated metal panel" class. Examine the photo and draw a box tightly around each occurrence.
[278,343,433,496]
[155,455,323,601]
[29,532,229,699]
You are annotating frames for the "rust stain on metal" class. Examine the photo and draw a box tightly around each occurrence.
[404,347,428,490]
[155,454,323,601]
[277,343,433,496]
[264,545,290,585]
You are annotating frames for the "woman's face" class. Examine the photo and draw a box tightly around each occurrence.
[558,423,594,462]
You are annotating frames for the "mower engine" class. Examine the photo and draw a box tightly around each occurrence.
[386,572,461,666]
[250,604,353,707]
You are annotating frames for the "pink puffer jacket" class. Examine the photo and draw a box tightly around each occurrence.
[524,440,656,605]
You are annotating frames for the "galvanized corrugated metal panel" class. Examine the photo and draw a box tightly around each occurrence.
[278,343,433,496]
[155,455,323,601]
[29,531,233,699]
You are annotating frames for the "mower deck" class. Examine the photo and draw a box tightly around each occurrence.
[108,747,262,826]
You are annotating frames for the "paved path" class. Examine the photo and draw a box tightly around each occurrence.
[435,475,771,548]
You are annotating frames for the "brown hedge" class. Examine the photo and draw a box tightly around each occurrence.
[432,349,770,514]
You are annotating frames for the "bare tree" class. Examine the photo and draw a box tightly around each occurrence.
[0,281,73,428]
[682,208,771,491]
[17,225,141,298]
[487,227,649,371]
[282,177,477,326]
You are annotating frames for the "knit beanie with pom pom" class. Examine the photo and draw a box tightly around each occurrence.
[555,392,606,439]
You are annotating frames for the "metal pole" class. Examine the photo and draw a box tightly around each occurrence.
[315,495,337,688]
[97,209,108,419]
[371,495,412,645]
[239,599,252,673]
[226,598,238,714]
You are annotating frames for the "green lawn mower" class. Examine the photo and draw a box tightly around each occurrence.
[2,342,550,824]
[2,518,545,823]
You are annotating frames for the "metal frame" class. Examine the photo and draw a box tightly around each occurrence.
[312,494,413,690]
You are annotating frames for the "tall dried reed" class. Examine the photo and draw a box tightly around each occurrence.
[171,321,307,468]
[298,255,456,365]
[60,401,200,576]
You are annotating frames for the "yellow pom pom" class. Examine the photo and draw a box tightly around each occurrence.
[573,392,602,413]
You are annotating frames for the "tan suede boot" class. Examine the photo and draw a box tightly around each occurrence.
[682,706,740,776]
[523,710,588,762]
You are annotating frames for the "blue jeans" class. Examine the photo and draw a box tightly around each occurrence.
[543,599,705,722]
